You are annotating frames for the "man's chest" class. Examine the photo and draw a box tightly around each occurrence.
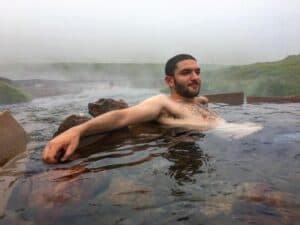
[160,102,218,120]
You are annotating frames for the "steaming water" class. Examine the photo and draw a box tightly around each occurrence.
[0,83,300,225]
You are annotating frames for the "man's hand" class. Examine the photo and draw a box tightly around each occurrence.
[197,96,208,105]
[42,127,80,164]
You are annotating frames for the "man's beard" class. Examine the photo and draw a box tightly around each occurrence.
[174,79,200,98]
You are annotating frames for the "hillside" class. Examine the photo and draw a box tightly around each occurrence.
[1,55,299,98]
[0,79,31,105]
[202,55,300,96]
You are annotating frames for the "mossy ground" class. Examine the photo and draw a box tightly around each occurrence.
[0,81,31,105]
[201,55,300,96]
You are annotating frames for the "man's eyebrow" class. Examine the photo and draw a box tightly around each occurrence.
[179,67,200,72]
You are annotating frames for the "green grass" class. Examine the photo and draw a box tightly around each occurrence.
[0,81,31,105]
[201,55,300,96]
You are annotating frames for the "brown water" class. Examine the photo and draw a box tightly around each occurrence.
[0,85,300,225]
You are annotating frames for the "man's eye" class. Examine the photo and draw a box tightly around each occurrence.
[180,70,191,75]
[179,69,200,75]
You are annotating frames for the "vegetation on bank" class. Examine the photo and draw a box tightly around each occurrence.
[0,81,31,105]
[201,55,300,96]
[1,54,299,99]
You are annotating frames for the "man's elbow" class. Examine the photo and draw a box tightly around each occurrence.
[111,109,132,128]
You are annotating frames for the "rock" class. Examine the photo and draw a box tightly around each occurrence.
[104,176,154,209]
[0,111,27,166]
[0,176,18,219]
[199,195,233,217]
[247,95,300,104]
[236,182,294,207]
[5,166,109,224]
[9,166,108,208]
[205,92,244,105]
[53,100,131,154]
[235,182,299,225]
[88,98,128,117]
[54,98,129,138]
[53,115,90,137]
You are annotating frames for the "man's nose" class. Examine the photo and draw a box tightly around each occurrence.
[191,71,200,80]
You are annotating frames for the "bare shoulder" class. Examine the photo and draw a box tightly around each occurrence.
[119,95,170,124]
[138,94,182,116]
[139,94,169,106]
[127,94,171,113]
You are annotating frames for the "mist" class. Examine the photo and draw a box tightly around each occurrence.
[1,0,300,65]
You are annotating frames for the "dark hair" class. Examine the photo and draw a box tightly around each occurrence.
[165,54,196,76]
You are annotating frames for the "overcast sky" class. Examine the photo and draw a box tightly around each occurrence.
[0,0,299,64]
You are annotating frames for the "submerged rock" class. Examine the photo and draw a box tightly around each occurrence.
[5,166,109,224]
[236,182,295,207]
[104,176,154,209]
[0,111,27,166]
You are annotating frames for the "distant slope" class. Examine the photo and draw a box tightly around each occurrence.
[0,78,31,105]
[202,55,300,96]
[1,55,299,97]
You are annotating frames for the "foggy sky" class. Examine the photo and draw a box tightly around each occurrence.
[1,0,300,64]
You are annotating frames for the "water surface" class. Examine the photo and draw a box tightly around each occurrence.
[1,83,299,225]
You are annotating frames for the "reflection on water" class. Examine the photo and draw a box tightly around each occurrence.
[0,85,300,225]
[164,141,208,185]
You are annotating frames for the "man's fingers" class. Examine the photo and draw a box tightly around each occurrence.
[61,139,78,162]
[42,143,52,162]
[54,149,66,162]
[42,141,65,164]
[42,129,80,164]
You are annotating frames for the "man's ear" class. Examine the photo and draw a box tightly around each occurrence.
[165,75,174,88]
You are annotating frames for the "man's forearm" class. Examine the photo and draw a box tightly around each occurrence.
[74,110,126,137]
[68,96,163,138]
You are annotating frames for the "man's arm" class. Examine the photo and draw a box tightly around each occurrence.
[42,95,165,164]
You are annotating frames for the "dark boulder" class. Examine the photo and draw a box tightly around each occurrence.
[53,99,131,152]
[54,98,129,137]
[88,98,128,117]
[53,115,90,137]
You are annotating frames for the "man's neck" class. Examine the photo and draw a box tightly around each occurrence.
[170,93,196,103]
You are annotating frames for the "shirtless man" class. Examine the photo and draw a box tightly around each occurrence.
[42,54,222,163]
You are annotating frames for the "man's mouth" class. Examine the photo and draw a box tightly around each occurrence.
[189,83,199,89]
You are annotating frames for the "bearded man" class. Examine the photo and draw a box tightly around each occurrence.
[42,54,223,163]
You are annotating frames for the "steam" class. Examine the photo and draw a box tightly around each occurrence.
[0,0,299,65]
